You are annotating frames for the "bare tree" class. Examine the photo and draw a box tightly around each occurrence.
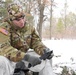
[36,0,45,39]
[15,0,52,39]
[37,0,52,39]
[64,0,68,31]
[50,0,53,39]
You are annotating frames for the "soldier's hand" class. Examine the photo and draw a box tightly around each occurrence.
[14,61,29,74]
[23,54,41,67]
[40,48,54,60]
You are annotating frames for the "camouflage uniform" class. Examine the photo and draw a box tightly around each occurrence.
[0,26,25,62]
[0,3,47,62]
[0,27,16,75]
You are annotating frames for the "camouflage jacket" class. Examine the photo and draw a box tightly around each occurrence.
[0,21,47,62]
[0,24,25,62]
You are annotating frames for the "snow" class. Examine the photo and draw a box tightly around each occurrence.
[42,39,76,63]
[42,39,76,74]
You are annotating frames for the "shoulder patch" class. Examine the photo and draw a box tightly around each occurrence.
[0,28,8,36]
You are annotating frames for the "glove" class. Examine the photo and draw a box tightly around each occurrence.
[13,71,25,75]
[13,61,29,75]
[23,54,41,67]
[40,48,54,60]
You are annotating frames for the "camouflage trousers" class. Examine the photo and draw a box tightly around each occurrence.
[0,56,16,75]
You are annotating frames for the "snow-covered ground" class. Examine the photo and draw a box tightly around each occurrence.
[42,39,76,64]
[42,39,76,74]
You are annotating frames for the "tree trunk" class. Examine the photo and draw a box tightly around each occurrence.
[37,0,44,39]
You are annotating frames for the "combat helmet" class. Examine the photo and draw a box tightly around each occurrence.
[7,3,25,21]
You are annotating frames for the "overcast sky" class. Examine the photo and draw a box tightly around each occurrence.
[53,0,76,17]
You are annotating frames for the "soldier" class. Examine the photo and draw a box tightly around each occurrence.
[0,3,54,75]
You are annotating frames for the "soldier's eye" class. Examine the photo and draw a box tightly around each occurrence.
[10,15,25,21]
[14,16,24,21]
[14,18,20,21]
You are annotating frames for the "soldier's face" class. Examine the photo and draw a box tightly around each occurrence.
[12,16,25,28]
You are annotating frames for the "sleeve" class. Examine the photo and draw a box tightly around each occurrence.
[0,42,25,62]
[0,22,25,62]
[31,27,47,55]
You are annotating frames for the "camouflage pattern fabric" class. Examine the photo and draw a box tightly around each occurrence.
[0,21,47,62]
[7,3,24,21]
[0,42,25,62]
[0,24,25,62]
[9,23,47,55]
[0,3,47,62]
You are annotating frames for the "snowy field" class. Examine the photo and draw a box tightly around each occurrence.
[42,39,76,65]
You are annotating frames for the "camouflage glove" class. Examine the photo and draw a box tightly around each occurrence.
[40,48,54,60]
[23,54,41,67]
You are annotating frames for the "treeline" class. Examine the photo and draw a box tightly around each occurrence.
[0,0,76,39]
[43,12,76,39]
